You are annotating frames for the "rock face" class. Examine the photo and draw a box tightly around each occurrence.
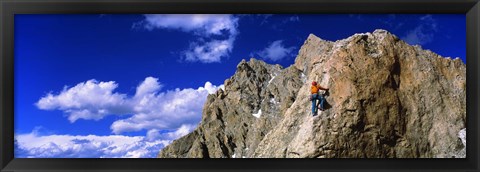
[158,29,466,158]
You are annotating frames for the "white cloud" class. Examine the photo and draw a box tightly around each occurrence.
[402,15,438,45]
[31,77,223,157]
[14,126,197,158]
[199,81,224,94]
[110,81,221,134]
[143,14,238,36]
[36,80,130,122]
[36,77,223,135]
[138,14,239,63]
[135,77,163,98]
[252,40,296,62]
[184,39,234,63]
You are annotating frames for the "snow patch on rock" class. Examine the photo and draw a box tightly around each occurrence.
[458,128,466,146]
[252,109,262,118]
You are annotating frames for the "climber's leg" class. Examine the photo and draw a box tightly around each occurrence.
[319,95,325,110]
[311,94,318,115]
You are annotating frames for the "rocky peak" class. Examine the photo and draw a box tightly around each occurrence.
[158,30,466,158]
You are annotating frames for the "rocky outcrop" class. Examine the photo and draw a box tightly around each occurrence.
[158,59,304,158]
[158,29,466,158]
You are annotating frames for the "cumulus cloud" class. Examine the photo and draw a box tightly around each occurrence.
[110,79,223,134]
[24,75,216,158]
[14,126,197,158]
[135,77,163,98]
[252,40,296,62]
[36,77,223,135]
[110,80,222,134]
[138,14,239,63]
[36,80,130,122]
[402,15,438,45]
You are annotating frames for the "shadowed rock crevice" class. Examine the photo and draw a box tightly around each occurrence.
[158,29,466,158]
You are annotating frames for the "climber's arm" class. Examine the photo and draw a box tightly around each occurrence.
[318,85,329,90]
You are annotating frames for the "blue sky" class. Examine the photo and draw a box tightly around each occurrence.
[14,14,466,158]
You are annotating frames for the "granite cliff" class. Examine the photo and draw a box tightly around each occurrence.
[158,29,466,158]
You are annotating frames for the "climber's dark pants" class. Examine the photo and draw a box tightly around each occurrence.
[311,93,325,114]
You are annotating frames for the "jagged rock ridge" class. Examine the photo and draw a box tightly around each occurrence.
[158,29,466,158]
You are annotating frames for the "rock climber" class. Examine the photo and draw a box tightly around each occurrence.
[311,81,329,116]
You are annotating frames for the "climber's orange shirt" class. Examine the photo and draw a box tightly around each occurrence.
[311,85,327,94]
[311,85,319,94]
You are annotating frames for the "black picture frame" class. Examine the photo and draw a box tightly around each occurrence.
[1,0,479,172]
